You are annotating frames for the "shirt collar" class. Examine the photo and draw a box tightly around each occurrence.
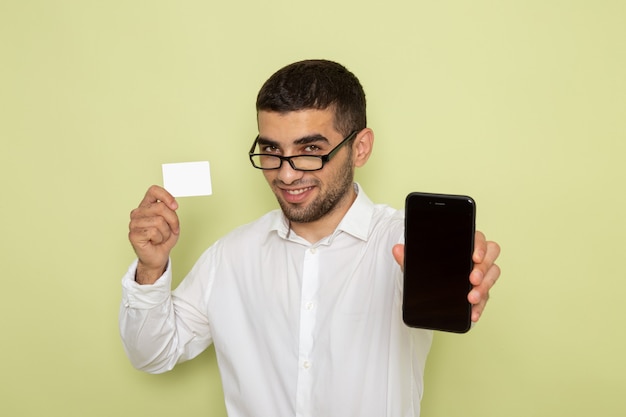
[333,183,374,241]
[269,183,374,243]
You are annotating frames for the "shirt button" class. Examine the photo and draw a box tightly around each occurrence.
[310,248,317,254]
[303,361,311,369]
[305,302,314,310]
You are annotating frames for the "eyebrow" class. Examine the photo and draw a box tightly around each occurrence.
[257,134,331,149]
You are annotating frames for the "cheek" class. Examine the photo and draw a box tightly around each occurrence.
[262,170,275,183]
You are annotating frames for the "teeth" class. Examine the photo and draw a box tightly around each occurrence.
[286,187,311,195]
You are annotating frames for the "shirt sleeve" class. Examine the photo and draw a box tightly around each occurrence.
[119,255,213,374]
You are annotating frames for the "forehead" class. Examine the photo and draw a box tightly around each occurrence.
[257,109,340,142]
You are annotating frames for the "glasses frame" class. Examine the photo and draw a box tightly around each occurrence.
[248,130,359,171]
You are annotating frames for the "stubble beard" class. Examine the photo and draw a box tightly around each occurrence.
[274,156,355,224]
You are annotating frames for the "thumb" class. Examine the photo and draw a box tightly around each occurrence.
[392,244,405,272]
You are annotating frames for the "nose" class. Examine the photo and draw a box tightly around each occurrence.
[276,159,305,185]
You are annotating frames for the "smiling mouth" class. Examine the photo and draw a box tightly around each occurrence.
[284,186,313,195]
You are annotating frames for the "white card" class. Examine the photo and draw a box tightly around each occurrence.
[162,161,212,197]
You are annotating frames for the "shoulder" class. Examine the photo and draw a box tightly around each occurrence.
[370,203,405,243]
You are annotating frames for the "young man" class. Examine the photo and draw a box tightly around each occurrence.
[121,59,501,417]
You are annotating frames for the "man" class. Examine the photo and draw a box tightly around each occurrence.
[120,59,501,417]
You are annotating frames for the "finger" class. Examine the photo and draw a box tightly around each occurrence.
[129,225,166,248]
[129,215,174,245]
[482,240,501,267]
[470,240,501,286]
[472,230,487,263]
[468,262,501,302]
[469,262,501,321]
[139,185,178,210]
[392,244,404,271]
[131,200,180,235]
[471,300,488,322]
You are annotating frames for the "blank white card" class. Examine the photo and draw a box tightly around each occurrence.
[162,161,212,197]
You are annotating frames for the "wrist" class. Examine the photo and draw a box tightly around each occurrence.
[135,260,168,285]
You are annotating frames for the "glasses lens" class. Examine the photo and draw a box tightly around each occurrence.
[251,155,280,169]
[290,156,323,171]
[250,154,323,171]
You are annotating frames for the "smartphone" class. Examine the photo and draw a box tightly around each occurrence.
[402,192,476,333]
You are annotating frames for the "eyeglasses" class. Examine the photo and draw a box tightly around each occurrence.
[249,130,358,171]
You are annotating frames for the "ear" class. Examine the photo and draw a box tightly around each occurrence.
[352,128,374,168]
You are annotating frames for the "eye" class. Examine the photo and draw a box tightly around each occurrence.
[261,145,281,154]
[304,144,322,153]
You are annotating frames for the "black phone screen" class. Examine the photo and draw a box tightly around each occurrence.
[402,192,476,333]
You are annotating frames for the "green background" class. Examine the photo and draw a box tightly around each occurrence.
[1,1,625,416]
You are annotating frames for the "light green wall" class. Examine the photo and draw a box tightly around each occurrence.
[1,1,625,416]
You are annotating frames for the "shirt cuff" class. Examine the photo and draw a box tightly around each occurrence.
[121,259,172,309]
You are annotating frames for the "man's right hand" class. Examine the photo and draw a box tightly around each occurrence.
[128,185,180,284]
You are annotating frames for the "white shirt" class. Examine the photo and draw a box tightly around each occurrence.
[120,184,433,417]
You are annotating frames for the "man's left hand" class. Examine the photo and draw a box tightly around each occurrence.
[392,231,501,323]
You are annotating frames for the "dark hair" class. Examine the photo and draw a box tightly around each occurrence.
[256,59,367,136]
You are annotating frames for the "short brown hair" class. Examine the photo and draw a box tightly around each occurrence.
[256,59,367,136]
